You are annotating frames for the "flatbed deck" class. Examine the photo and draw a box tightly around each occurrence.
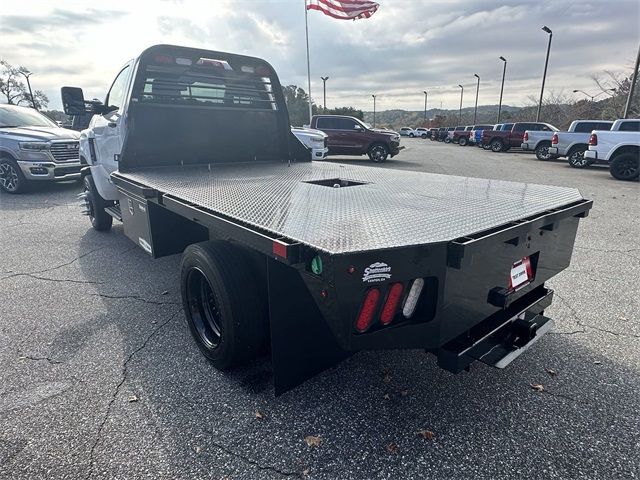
[113,161,584,254]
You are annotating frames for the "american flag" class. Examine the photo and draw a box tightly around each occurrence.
[306,0,380,20]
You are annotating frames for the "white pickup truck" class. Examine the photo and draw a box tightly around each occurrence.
[584,118,640,181]
[291,127,328,160]
[547,120,614,168]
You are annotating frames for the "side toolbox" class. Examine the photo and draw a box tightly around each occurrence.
[114,175,208,258]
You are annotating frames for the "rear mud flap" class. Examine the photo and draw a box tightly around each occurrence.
[267,259,351,395]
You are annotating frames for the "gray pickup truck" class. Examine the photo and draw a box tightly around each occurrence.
[519,123,559,160]
[548,120,614,168]
[0,104,82,193]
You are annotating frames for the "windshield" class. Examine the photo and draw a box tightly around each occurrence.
[0,107,57,128]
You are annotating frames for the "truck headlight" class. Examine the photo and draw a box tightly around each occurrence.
[19,142,50,151]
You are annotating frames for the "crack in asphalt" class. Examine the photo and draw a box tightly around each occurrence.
[0,248,104,283]
[554,292,639,340]
[205,437,303,478]
[84,311,178,480]
[89,293,181,306]
[18,353,62,365]
[539,389,592,406]
[4,273,105,285]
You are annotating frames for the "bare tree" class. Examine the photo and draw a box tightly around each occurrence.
[591,70,638,118]
[0,60,49,109]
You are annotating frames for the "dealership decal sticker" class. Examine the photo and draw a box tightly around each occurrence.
[362,262,392,283]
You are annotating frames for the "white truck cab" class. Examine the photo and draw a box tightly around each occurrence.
[77,60,135,202]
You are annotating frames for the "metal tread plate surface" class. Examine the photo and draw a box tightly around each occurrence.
[114,162,584,254]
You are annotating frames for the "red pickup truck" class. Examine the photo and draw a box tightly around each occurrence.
[311,115,402,162]
[482,122,556,153]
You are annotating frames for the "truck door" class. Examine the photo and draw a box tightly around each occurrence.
[336,117,367,154]
[92,64,133,170]
[315,117,344,154]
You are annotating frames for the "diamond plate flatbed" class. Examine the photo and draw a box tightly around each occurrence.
[113,161,584,255]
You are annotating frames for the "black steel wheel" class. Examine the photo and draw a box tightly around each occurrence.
[535,142,553,161]
[82,175,113,231]
[610,153,639,181]
[368,143,389,162]
[180,241,267,370]
[458,136,468,146]
[0,157,27,194]
[568,148,591,168]
[490,139,504,152]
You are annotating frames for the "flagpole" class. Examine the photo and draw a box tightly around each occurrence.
[304,0,313,125]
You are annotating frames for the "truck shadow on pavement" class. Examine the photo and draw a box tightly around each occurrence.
[34,227,638,480]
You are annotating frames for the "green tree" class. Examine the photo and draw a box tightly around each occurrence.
[281,85,317,126]
[0,60,49,109]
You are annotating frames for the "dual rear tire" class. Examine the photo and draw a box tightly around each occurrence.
[181,241,268,369]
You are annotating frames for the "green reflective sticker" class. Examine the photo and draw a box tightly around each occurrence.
[311,255,323,275]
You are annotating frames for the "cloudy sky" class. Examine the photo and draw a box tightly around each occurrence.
[1,0,638,112]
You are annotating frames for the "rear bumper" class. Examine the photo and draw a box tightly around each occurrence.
[585,150,598,160]
[17,160,82,181]
[521,143,531,150]
[548,147,559,155]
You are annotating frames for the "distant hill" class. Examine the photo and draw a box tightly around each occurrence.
[363,105,524,129]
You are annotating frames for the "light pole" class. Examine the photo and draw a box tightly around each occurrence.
[457,84,464,124]
[320,76,329,113]
[473,74,480,124]
[624,42,640,119]
[423,90,428,122]
[372,94,377,128]
[572,89,616,102]
[18,69,36,110]
[536,26,553,122]
[497,56,507,123]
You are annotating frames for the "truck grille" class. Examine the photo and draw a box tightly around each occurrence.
[50,142,80,162]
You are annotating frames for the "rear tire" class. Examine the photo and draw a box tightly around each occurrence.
[180,241,268,369]
[421,134,427,139]
[368,143,389,162]
[458,137,468,146]
[535,142,553,161]
[0,157,28,194]
[490,139,504,152]
[83,175,113,231]
[609,153,639,181]
[568,148,591,168]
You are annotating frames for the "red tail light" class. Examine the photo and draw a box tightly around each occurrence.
[380,283,404,326]
[154,54,174,64]
[355,288,381,332]
[589,134,598,146]
[552,133,558,145]
[523,132,529,141]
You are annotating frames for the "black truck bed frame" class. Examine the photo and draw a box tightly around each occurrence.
[111,161,591,394]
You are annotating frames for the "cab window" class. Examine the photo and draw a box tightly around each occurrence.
[105,65,131,112]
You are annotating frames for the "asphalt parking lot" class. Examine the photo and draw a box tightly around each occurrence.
[1,139,638,480]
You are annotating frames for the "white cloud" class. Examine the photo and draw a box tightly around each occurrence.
[0,0,637,111]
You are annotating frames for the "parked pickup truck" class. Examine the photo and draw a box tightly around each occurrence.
[451,126,475,145]
[311,115,401,162]
[584,119,640,181]
[0,104,82,193]
[399,127,416,137]
[291,127,328,160]
[483,122,555,153]
[547,120,614,168]
[464,125,494,146]
[61,45,591,394]
[415,127,430,139]
[429,128,439,140]
[519,123,560,160]
[477,124,513,149]
[446,126,467,143]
